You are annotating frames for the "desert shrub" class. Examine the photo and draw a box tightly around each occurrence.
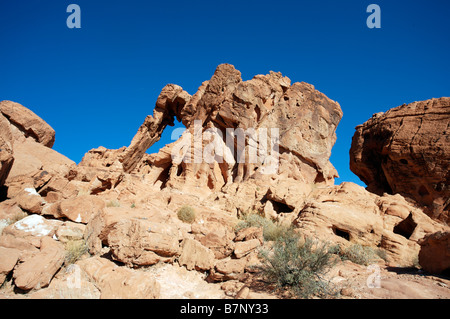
[258,232,339,298]
[177,205,196,224]
[65,239,88,265]
[106,200,121,207]
[338,243,381,266]
[234,213,291,241]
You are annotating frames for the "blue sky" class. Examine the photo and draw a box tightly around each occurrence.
[0,0,449,186]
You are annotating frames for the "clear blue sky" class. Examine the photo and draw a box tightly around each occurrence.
[1,0,449,186]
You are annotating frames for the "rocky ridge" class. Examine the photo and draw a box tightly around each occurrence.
[0,64,449,299]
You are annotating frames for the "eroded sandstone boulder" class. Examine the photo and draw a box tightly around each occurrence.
[178,238,215,271]
[294,182,448,267]
[0,100,55,148]
[350,97,450,223]
[77,256,160,299]
[0,113,14,187]
[418,231,450,275]
[102,216,182,267]
[13,236,65,291]
[42,195,106,224]
[0,246,20,285]
[0,101,75,203]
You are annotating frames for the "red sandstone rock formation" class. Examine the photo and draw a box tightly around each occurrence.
[1,67,449,298]
[120,64,343,193]
[350,97,450,224]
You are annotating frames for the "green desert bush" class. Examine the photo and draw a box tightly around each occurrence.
[177,205,196,224]
[258,231,339,298]
[338,243,383,266]
[234,213,291,242]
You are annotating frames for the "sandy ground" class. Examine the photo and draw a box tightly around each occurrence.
[1,259,449,299]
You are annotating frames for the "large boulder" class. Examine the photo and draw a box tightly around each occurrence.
[418,231,450,275]
[77,256,160,299]
[0,101,75,200]
[13,236,65,291]
[0,113,14,187]
[0,246,21,285]
[178,238,215,271]
[0,100,55,148]
[3,214,62,248]
[42,195,106,224]
[106,218,181,267]
[5,138,75,198]
[294,182,448,267]
[350,97,450,223]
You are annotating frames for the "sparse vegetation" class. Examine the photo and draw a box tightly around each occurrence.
[337,243,383,266]
[258,231,339,299]
[234,212,291,242]
[177,205,196,224]
[64,239,88,265]
[106,200,121,208]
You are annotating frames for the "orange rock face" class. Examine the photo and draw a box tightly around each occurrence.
[350,98,450,224]
[418,231,450,275]
[120,64,343,193]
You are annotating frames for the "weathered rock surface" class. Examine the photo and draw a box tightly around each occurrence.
[295,182,447,267]
[78,64,342,199]
[77,256,160,299]
[0,100,55,148]
[0,246,21,284]
[3,214,62,248]
[178,238,215,271]
[418,231,450,275]
[103,216,182,267]
[1,68,449,300]
[0,101,75,202]
[42,195,105,224]
[0,113,14,187]
[350,97,450,224]
[13,236,65,291]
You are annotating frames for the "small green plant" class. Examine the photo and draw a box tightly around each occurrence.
[65,239,88,265]
[258,231,339,299]
[177,205,196,224]
[234,213,290,242]
[338,243,382,266]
